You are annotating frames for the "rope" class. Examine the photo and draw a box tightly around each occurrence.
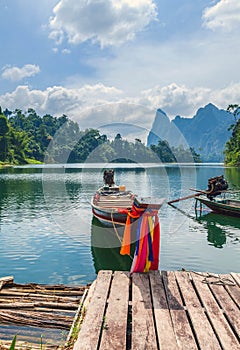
[111,211,134,261]
[182,269,236,286]
[202,274,236,286]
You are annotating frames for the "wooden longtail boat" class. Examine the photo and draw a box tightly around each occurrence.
[196,195,240,217]
[91,185,135,226]
[91,169,165,226]
[168,175,240,218]
[91,170,165,273]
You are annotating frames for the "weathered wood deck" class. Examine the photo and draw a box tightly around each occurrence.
[73,270,240,350]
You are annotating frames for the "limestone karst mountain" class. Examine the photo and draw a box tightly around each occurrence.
[147,103,234,162]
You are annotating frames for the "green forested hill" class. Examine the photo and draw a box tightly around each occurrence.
[0,106,201,165]
[224,105,240,166]
[1,107,80,164]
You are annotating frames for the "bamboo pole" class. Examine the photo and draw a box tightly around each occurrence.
[167,192,202,204]
[0,276,14,291]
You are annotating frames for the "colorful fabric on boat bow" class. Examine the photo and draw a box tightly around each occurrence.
[119,205,160,273]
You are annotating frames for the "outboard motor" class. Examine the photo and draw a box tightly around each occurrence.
[206,175,228,200]
[103,169,115,186]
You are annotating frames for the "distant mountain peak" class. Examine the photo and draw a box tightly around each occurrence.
[205,102,217,109]
[156,108,168,116]
[147,103,233,162]
[194,103,218,116]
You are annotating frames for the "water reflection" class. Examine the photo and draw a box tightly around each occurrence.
[1,164,239,282]
[225,167,240,190]
[196,212,240,248]
[91,217,132,273]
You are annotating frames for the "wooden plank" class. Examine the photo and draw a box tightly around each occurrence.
[163,271,197,349]
[209,280,240,338]
[175,271,221,349]
[132,273,158,350]
[224,275,240,307]
[66,281,97,347]
[191,272,240,349]
[231,273,240,287]
[73,270,112,350]
[65,288,89,346]
[100,271,130,350]
[149,271,178,349]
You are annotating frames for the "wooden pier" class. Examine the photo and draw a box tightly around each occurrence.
[74,270,240,350]
[0,271,239,349]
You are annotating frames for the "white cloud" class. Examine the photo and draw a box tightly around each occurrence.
[0,85,46,110]
[202,0,240,31]
[1,82,240,133]
[1,64,40,82]
[62,48,71,54]
[140,82,240,118]
[0,84,124,125]
[49,0,157,47]
[140,83,212,117]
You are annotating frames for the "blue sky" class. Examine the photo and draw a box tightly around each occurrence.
[0,0,240,133]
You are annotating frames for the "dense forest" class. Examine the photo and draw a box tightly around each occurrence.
[0,106,201,165]
[224,104,240,166]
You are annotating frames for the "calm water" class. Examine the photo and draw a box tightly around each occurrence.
[0,164,239,285]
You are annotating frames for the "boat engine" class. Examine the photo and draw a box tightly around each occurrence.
[103,169,115,186]
[206,175,228,200]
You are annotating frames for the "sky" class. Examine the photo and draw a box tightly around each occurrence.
[0,0,240,136]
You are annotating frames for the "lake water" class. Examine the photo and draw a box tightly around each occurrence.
[0,163,239,286]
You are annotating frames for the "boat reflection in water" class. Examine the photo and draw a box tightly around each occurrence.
[91,217,134,273]
[196,212,240,249]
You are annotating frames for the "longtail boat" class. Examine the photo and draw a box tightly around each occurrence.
[91,169,165,226]
[91,170,135,226]
[91,170,165,273]
[168,175,240,218]
[196,195,240,217]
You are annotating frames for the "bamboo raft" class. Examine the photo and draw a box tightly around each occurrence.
[0,276,88,349]
[74,270,240,350]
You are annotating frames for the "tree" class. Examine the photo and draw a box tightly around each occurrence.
[0,114,9,136]
[224,118,240,166]
[9,129,30,164]
[227,104,240,123]
[150,140,176,162]
[0,114,10,161]
[227,104,240,132]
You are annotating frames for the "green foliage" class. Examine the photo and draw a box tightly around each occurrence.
[227,104,240,123]
[8,109,79,162]
[224,118,240,166]
[0,114,9,136]
[0,106,201,165]
[150,140,201,163]
[224,104,240,166]
[9,335,17,350]
[150,140,175,162]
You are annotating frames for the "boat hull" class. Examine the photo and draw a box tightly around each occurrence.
[91,185,165,226]
[92,205,128,226]
[91,185,134,226]
[197,196,240,217]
